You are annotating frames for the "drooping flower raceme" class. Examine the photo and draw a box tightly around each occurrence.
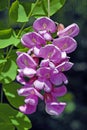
[17,17,79,116]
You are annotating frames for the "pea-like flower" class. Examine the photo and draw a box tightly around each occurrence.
[17,17,79,116]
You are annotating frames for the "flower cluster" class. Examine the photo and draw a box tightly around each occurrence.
[17,17,79,116]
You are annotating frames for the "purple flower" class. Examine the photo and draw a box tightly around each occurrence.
[18,87,43,100]
[19,103,37,114]
[57,23,79,37]
[33,17,56,33]
[33,17,56,41]
[34,78,52,92]
[50,72,68,86]
[17,53,37,69]
[38,44,62,64]
[56,61,73,72]
[21,32,46,49]
[53,36,77,53]
[16,17,79,116]
[18,86,43,114]
[45,102,66,116]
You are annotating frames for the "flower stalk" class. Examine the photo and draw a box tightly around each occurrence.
[48,0,50,18]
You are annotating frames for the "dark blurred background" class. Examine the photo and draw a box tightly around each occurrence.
[0,0,87,130]
[29,0,87,130]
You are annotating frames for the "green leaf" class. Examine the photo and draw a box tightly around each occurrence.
[20,2,31,15]
[17,4,28,22]
[0,60,17,84]
[9,0,19,23]
[0,59,7,64]
[31,0,48,17]
[0,35,20,49]
[3,82,24,108]
[0,0,8,10]
[48,0,66,16]
[0,103,32,130]
[9,0,28,23]
[32,0,66,17]
[0,28,12,39]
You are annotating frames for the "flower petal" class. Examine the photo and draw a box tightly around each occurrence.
[44,80,52,92]
[45,102,66,116]
[33,17,56,33]
[34,79,44,90]
[39,44,61,63]
[21,32,46,48]
[17,53,37,69]
[52,85,67,97]
[56,61,73,71]
[37,67,51,79]
[23,68,36,77]
[58,23,79,37]
[19,104,37,114]
[53,36,77,53]
[24,95,38,105]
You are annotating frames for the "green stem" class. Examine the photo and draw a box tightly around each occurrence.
[48,0,50,18]
[17,0,39,38]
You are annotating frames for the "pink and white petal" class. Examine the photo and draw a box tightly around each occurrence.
[24,95,38,106]
[45,102,66,116]
[19,104,37,114]
[23,68,36,77]
[34,79,44,90]
[44,80,52,92]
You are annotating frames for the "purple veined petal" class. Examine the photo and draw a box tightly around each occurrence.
[52,85,67,97]
[39,44,61,63]
[17,87,43,100]
[44,80,52,92]
[37,67,51,79]
[34,79,44,90]
[53,36,77,53]
[17,53,37,69]
[33,17,57,33]
[50,72,64,86]
[58,23,79,37]
[19,104,37,114]
[40,59,49,67]
[24,95,38,106]
[45,102,66,116]
[21,32,46,48]
[23,68,36,77]
[56,61,74,71]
